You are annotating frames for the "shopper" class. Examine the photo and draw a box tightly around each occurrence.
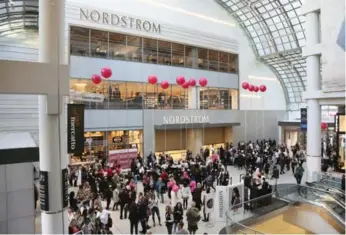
[175,221,189,234]
[128,201,139,234]
[294,163,304,185]
[165,205,174,234]
[181,182,190,210]
[186,202,201,234]
[150,194,161,226]
[173,202,184,232]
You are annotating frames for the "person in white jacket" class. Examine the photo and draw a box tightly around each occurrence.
[112,184,120,211]
[181,183,191,210]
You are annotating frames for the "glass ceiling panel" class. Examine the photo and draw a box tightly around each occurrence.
[215,0,306,109]
[0,0,38,37]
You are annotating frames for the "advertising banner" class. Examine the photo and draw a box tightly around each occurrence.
[212,186,229,222]
[228,182,244,216]
[300,108,307,130]
[109,148,138,169]
[67,104,85,154]
[204,193,215,214]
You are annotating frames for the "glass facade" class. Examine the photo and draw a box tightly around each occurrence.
[200,87,238,110]
[70,79,238,110]
[70,26,238,73]
[70,79,189,109]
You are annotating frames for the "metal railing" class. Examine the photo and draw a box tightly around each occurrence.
[226,184,345,234]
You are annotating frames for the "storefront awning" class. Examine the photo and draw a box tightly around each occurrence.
[154,122,241,130]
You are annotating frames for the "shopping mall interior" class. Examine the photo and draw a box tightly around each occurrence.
[0,0,345,234]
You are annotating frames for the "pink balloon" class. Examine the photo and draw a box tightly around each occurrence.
[242,82,249,90]
[172,185,179,193]
[199,78,208,87]
[190,181,196,191]
[259,85,267,92]
[101,67,112,79]
[248,85,254,92]
[91,74,102,85]
[182,82,190,89]
[189,78,196,87]
[148,75,158,85]
[161,81,169,89]
[167,181,173,188]
[254,86,259,92]
[176,76,185,85]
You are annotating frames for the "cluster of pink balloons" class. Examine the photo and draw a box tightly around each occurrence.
[148,75,208,90]
[91,67,113,84]
[242,82,267,93]
[167,180,180,192]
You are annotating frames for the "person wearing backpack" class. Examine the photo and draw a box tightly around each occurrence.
[294,163,304,185]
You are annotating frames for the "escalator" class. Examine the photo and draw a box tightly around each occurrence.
[298,185,345,223]
[308,181,345,202]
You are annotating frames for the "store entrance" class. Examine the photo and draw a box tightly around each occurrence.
[154,127,232,160]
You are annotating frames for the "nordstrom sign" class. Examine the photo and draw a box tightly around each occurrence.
[80,8,161,34]
[163,116,209,125]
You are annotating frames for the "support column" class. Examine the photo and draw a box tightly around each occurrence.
[305,6,322,183]
[187,129,203,157]
[39,0,68,234]
[188,87,199,109]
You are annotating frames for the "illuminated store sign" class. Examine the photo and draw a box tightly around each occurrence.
[80,8,161,34]
[163,115,209,124]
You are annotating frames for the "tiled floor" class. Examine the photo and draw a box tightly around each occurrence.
[35,165,305,234]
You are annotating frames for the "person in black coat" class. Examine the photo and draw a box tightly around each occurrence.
[192,183,202,211]
[173,202,184,232]
[128,201,139,234]
[69,191,79,212]
[119,188,128,219]
[138,198,147,234]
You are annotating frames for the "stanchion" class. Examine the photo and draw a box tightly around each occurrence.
[239,173,245,182]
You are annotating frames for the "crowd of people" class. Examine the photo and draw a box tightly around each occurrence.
[66,138,309,234]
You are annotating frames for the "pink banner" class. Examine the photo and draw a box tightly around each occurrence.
[109,149,137,169]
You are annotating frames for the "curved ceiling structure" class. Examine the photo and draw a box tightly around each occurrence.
[0,0,38,37]
[215,0,306,110]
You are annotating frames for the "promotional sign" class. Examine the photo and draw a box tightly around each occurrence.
[163,115,209,124]
[62,169,69,208]
[39,171,49,211]
[228,182,245,216]
[212,186,229,222]
[300,108,307,130]
[67,104,85,154]
[204,193,215,214]
[109,148,138,168]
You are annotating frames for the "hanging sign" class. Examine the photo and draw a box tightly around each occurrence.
[212,186,229,222]
[300,108,307,130]
[62,169,69,208]
[67,104,85,154]
[39,171,49,211]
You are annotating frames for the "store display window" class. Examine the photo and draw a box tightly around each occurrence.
[69,26,239,74]
[199,87,239,110]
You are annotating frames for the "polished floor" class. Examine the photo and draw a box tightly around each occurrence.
[35,165,308,234]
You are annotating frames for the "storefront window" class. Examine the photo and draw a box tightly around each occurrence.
[70,26,89,56]
[198,48,208,69]
[90,30,108,58]
[219,52,229,72]
[109,32,127,60]
[107,81,126,109]
[126,82,143,109]
[158,40,171,65]
[143,38,158,64]
[171,85,187,109]
[229,54,238,73]
[208,50,219,71]
[144,83,157,109]
[185,46,194,68]
[172,43,184,67]
[157,85,171,109]
[199,88,239,110]
[127,36,142,62]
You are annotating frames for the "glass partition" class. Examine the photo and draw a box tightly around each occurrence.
[70,26,238,74]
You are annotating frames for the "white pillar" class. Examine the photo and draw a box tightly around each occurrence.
[188,87,198,109]
[305,8,321,182]
[39,0,68,233]
[187,129,203,156]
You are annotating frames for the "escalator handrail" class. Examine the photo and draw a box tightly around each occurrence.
[297,186,345,226]
[317,180,345,195]
[301,185,345,210]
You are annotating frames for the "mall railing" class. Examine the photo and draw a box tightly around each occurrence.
[312,171,342,189]
[225,185,298,234]
[226,184,345,234]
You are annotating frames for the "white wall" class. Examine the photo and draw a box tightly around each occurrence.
[320,0,345,92]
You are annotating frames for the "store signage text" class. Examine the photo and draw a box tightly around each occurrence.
[80,8,161,34]
[163,115,209,124]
